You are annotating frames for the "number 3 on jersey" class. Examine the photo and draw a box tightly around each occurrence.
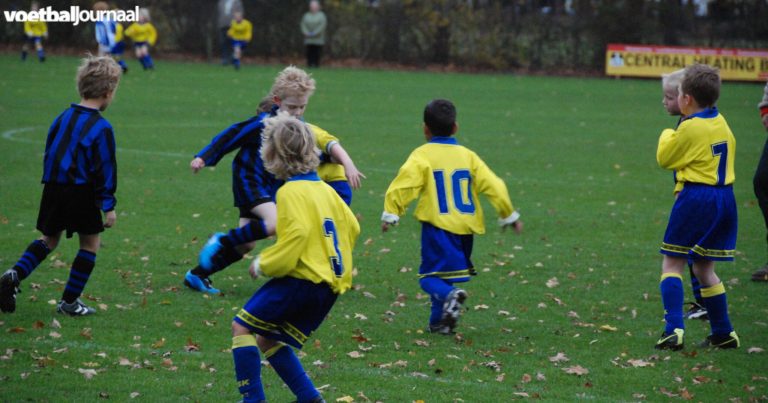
[323,218,344,277]
[434,169,475,215]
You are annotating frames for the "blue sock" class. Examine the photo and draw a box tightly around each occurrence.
[118,59,127,71]
[145,55,154,69]
[688,263,703,304]
[62,250,96,303]
[138,56,147,69]
[208,246,244,274]
[419,277,454,325]
[221,220,268,249]
[232,335,266,402]
[660,273,684,334]
[701,283,733,336]
[37,49,45,61]
[233,58,241,69]
[266,345,319,402]
[12,239,51,280]
[21,50,28,60]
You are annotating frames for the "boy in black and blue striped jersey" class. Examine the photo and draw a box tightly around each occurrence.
[0,56,122,316]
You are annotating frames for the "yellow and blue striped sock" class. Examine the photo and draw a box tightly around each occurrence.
[232,335,265,402]
[266,344,319,402]
[660,273,684,334]
[701,283,733,336]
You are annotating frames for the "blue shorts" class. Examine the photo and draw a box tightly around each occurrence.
[111,41,125,55]
[234,277,337,349]
[661,184,737,261]
[419,222,473,282]
[133,41,148,48]
[26,36,42,44]
[231,39,248,49]
[326,180,352,206]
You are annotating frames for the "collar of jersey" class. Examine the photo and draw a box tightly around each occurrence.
[683,106,718,122]
[71,103,100,113]
[429,136,457,145]
[287,172,320,182]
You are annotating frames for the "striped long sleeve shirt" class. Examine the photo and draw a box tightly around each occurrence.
[42,104,117,212]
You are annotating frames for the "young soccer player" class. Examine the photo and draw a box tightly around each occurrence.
[21,2,47,62]
[93,2,128,73]
[0,56,122,316]
[752,80,768,282]
[661,69,708,321]
[655,63,740,350]
[231,112,359,403]
[185,66,363,294]
[381,99,523,334]
[227,10,252,70]
[124,8,157,70]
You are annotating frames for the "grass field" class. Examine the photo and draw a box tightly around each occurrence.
[1,54,767,402]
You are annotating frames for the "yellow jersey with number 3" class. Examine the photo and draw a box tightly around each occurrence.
[258,172,360,294]
[384,136,514,235]
[657,108,736,190]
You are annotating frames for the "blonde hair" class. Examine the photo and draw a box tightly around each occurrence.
[76,55,122,99]
[139,7,150,21]
[661,68,685,91]
[257,94,275,114]
[261,112,320,180]
[93,1,109,11]
[269,66,316,100]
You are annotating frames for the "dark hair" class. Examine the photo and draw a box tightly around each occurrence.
[681,63,720,108]
[424,99,456,136]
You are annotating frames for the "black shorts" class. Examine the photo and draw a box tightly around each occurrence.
[36,183,104,239]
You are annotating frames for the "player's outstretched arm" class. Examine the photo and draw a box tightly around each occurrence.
[329,143,366,189]
[190,157,205,173]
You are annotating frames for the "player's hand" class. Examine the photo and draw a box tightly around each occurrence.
[249,258,263,279]
[502,219,523,234]
[381,222,391,232]
[762,114,768,131]
[190,157,205,174]
[343,162,366,190]
[104,210,117,228]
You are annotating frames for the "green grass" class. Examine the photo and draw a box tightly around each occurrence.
[1,54,767,402]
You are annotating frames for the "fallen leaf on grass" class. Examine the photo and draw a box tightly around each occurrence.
[521,373,532,383]
[627,359,653,368]
[513,392,529,398]
[599,325,618,332]
[32,321,45,329]
[78,368,98,380]
[659,387,678,398]
[414,339,430,347]
[8,327,25,333]
[536,372,546,381]
[546,277,559,288]
[354,313,368,321]
[49,332,61,339]
[336,397,354,403]
[151,338,166,349]
[185,338,200,352]
[51,318,61,329]
[562,365,589,375]
[496,373,505,382]
[474,304,489,310]
[747,347,764,354]
[347,351,364,359]
[129,392,140,399]
[549,352,569,363]
[80,328,93,340]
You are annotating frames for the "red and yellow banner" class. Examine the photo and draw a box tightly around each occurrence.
[606,43,768,82]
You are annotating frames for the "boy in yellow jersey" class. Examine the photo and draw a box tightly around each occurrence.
[187,67,363,294]
[124,8,157,70]
[381,99,523,334]
[227,11,252,70]
[655,63,739,350]
[230,112,359,403]
[661,69,709,321]
[21,2,47,62]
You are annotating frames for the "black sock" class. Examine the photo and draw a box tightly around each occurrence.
[62,250,96,304]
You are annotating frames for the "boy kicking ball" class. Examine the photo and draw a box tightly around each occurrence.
[230,112,359,402]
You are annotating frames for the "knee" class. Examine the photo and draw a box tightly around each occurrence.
[232,321,250,337]
[256,335,278,352]
[41,235,59,251]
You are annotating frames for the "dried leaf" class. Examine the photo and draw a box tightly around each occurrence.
[8,327,25,334]
[521,373,532,383]
[562,365,589,376]
[473,304,489,310]
[599,324,618,332]
[549,352,570,363]
[347,351,364,359]
[130,392,140,398]
[496,373,506,382]
[80,328,93,340]
[185,338,200,352]
[747,347,764,354]
[627,359,653,368]
[49,331,62,339]
[78,368,98,380]
[354,313,368,321]
[546,277,559,288]
[51,318,61,329]
[536,372,546,381]
[336,396,354,403]
[151,338,166,349]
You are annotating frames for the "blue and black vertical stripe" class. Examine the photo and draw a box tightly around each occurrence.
[42,104,117,211]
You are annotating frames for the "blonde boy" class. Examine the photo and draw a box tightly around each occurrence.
[124,8,157,70]
[231,113,359,403]
[661,68,710,321]
[186,66,363,294]
[1,56,122,316]
[227,10,252,70]
[655,64,739,350]
[21,1,47,62]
